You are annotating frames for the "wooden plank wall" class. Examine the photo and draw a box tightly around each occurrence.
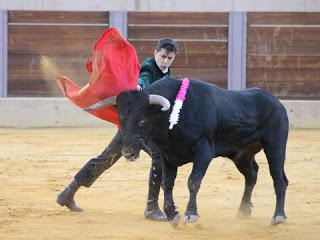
[7,11,319,99]
[247,12,320,99]
[8,11,109,96]
[128,12,228,88]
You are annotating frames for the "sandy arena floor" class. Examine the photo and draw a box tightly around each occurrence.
[0,127,319,240]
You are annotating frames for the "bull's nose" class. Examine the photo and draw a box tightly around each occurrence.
[121,146,133,157]
[121,146,139,161]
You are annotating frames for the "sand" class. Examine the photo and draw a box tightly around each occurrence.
[0,127,319,240]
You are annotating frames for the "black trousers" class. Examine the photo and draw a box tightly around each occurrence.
[74,131,162,205]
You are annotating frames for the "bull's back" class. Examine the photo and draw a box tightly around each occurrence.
[181,81,288,154]
[148,77,288,158]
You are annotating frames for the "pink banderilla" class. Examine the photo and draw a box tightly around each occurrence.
[169,78,190,130]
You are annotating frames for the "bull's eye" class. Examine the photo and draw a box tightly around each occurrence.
[138,120,145,127]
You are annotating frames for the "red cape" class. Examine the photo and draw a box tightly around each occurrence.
[55,28,140,127]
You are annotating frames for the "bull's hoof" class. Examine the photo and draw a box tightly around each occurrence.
[271,215,287,226]
[144,208,167,222]
[169,213,181,228]
[238,202,253,218]
[184,214,199,223]
[56,192,83,212]
[184,214,202,228]
[237,208,252,218]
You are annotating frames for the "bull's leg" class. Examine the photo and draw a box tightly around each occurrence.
[232,156,259,217]
[185,138,213,224]
[56,131,123,211]
[263,139,288,226]
[162,160,179,227]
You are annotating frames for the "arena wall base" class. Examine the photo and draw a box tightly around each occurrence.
[0,98,112,128]
[0,98,319,128]
[281,100,320,129]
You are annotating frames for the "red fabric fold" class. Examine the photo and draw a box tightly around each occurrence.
[55,28,141,127]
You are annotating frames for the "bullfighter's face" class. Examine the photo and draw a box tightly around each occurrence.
[154,48,176,72]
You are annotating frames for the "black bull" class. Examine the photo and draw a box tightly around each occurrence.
[85,77,289,227]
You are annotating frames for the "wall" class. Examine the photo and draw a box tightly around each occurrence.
[5,11,320,99]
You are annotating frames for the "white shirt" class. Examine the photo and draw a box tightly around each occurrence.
[162,68,169,74]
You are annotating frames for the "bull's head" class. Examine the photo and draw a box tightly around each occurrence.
[84,90,170,161]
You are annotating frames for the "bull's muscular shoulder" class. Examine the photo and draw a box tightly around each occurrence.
[145,77,225,108]
[145,77,183,98]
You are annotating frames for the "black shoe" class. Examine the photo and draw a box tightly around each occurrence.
[144,207,167,222]
[56,189,83,212]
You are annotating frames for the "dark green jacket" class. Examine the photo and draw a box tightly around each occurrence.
[137,58,171,89]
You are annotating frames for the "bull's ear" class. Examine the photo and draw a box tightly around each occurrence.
[149,94,170,111]
[83,96,117,111]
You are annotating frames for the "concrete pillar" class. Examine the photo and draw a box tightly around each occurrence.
[227,11,247,90]
[109,11,128,39]
[0,10,8,97]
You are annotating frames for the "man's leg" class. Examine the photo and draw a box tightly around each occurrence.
[143,145,167,221]
[56,131,123,211]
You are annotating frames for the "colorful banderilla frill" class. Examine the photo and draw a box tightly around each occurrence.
[169,78,190,130]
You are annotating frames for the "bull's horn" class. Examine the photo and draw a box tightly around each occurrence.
[83,96,117,111]
[149,94,170,111]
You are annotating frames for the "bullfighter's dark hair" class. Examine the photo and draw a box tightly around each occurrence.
[156,38,178,53]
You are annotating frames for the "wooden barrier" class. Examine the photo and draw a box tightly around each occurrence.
[8,11,109,96]
[5,11,320,99]
[247,12,320,99]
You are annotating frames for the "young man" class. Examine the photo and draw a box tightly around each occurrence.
[56,38,178,221]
